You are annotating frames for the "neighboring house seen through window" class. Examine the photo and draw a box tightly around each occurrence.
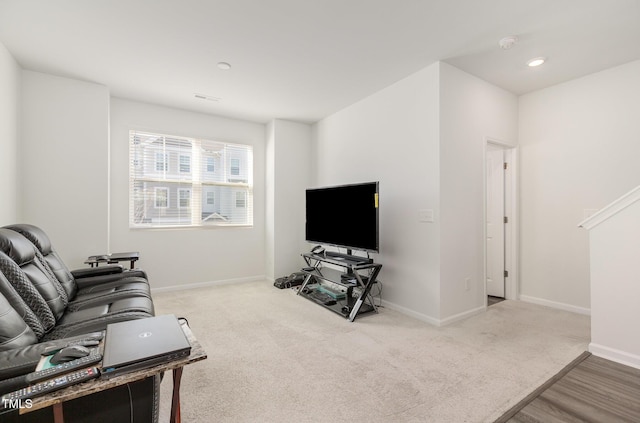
[129,130,253,227]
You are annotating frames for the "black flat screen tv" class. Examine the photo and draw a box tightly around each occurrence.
[305,181,379,253]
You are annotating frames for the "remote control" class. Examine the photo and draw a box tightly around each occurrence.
[2,367,99,402]
[0,374,28,397]
[26,354,102,384]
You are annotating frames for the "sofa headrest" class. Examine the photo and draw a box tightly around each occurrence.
[3,224,52,255]
[0,228,37,266]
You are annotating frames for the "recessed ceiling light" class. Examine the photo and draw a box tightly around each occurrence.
[217,62,231,70]
[527,57,546,67]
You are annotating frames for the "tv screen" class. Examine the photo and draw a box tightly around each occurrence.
[305,181,379,253]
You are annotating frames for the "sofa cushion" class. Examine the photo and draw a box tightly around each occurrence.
[41,311,153,341]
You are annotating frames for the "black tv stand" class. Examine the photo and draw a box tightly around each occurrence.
[297,253,382,322]
[324,250,373,264]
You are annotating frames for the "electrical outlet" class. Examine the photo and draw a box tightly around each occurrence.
[419,209,434,223]
[465,277,471,291]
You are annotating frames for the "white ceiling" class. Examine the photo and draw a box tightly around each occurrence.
[1,0,639,124]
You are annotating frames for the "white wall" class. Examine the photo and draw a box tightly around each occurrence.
[0,42,20,226]
[109,98,266,289]
[519,59,640,312]
[313,64,442,322]
[13,53,636,323]
[20,71,110,267]
[313,62,518,324]
[265,122,275,279]
[265,119,311,280]
[439,63,518,321]
[582,187,640,369]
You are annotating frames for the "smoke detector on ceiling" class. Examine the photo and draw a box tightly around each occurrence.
[498,36,518,50]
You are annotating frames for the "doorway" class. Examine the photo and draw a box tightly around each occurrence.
[485,140,517,305]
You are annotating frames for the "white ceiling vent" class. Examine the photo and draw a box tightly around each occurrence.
[194,94,221,102]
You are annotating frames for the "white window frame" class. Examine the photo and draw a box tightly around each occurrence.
[178,188,191,208]
[155,153,168,172]
[154,187,169,209]
[235,191,246,208]
[206,191,215,205]
[230,158,240,176]
[129,130,253,228]
[179,154,191,173]
[206,157,215,173]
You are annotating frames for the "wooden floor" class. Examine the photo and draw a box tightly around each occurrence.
[496,352,640,423]
[488,296,505,306]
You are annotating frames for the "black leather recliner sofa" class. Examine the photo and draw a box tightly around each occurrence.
[5,224,151,305]
[0,224,160,422]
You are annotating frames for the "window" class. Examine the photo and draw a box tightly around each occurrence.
[129,130,253,227]
[155,153,168,172]
[230,158,240,176]
[154,187,168,208]
[206,157,215,173]
[178,188,191,208]
[179,155,191,173]
[235,191,246,208]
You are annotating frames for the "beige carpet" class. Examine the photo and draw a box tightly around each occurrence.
[153,281,589,423]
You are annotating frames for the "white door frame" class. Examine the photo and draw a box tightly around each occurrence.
[484,138,519,304]
[486,144,506,297]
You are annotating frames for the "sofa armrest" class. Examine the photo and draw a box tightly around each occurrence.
[73,269,148,291]
[0,332,103,381]
[71,265,124,279]
[0,343,45,382]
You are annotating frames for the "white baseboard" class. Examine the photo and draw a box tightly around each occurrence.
[439,305,486,326]
[150,275,266,294]
[381,299,440,326]
[519,295,591,316]
[381,300,485,327]
[589,343,640,370]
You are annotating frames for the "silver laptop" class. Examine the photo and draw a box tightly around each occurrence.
[101,314,191,379]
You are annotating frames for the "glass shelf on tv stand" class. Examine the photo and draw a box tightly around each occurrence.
[298,253,382,322]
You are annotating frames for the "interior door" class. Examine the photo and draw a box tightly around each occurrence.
[486,144,505,298]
